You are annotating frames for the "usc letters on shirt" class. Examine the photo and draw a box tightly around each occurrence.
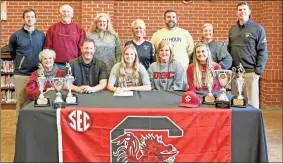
[148,61,188,91]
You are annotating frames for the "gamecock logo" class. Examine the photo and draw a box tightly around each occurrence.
[110,116,183,163]
[112,132,179,163]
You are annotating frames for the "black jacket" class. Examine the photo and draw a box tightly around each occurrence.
[228,19,268,74]
[9,27,45,75]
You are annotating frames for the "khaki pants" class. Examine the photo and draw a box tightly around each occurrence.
[231,72,260,109]
[14,75,30,121]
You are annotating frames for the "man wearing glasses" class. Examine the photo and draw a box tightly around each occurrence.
[44,4,86,70]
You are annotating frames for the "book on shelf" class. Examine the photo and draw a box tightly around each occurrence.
[1,90,16,104]
[1,75,15,88]
[0,60,14,73]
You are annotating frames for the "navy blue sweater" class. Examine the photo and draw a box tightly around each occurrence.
[9,27,45,75]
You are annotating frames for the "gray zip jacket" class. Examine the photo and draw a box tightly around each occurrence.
[207,40,232,69]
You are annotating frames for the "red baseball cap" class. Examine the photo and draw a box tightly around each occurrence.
[179,91,201,108]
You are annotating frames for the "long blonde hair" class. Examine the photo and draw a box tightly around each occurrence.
[87,13,118,36]
[156,40,175,63]
[118,44,140,87]
[193,42,214,88]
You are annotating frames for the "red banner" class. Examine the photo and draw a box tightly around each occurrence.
[57,107,231,162]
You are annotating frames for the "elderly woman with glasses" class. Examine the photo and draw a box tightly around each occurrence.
[26,49,65,100]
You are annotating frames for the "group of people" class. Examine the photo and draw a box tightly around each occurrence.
[9,1,268,118]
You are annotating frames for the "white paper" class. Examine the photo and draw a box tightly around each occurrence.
[113,91,133,96]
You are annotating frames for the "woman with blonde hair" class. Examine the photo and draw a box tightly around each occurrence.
[148,40,187,91]
[187,42,221,91]
[107,44,151,93]
[190,23,232,69]
[87,13,122,75]
[125,19,155,70]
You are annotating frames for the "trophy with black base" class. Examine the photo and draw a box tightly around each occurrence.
[231,63,248,107]
[64,63,78,105]
[202,67,216,104]
[51,77,66,109]
[214,70,235,108]
[34,64,50,107]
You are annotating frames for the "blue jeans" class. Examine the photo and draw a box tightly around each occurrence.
[56,63,65,70]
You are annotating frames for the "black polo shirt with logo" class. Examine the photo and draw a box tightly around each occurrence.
[68,56,108,86]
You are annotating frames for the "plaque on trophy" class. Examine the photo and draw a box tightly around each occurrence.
[51,77,66,109]
[202,67,216,104]
[34,64,50,107]
[231,63,248,107]
[214,70,235,108]
[64,62,78,105]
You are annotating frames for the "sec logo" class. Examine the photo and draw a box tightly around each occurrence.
[67,110,92,132]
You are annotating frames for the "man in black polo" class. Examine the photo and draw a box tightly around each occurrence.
[67,38,108,93]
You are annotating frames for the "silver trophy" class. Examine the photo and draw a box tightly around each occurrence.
[65,63,77,104]
[203,67,216,104]
[214,70,235,108]
[51,77,67,108]
[34,64,50,107]
[231,63,247,107]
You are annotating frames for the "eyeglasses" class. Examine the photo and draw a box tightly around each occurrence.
[59,28,75,37]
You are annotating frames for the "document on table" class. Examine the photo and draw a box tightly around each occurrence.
[113,91,133,96]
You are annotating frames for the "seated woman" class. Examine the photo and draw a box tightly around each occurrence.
[107,44,151,92]
[148,40,187,91]
[26,49,64,100]
[187,42,221,91]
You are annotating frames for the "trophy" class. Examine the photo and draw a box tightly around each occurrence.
[214,70,235,108]
[34,64,50,107]
[231,63,248,107]
[51,77,67,109]
[202,67,216,104]
[64,63,78,105]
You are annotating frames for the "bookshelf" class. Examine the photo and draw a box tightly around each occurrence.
[1,52,16,110]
